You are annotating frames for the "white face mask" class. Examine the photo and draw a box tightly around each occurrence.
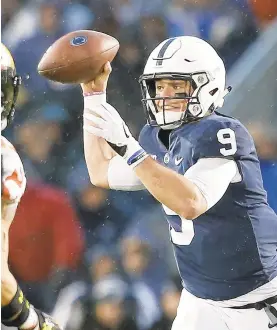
[1,118,7,131]
[154,111,184,130]
[1,104,7,131]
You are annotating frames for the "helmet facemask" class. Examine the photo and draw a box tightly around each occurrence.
[140,36,231,130]
[1,67,21,130]
[139,72,212,130]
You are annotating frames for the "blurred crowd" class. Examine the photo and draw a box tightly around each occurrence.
[1,0,277,329]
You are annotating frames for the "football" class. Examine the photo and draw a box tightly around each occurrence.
[37,30,119,84]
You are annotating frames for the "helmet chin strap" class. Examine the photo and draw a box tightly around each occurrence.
[214,86,232,109]
[154,111,184,130]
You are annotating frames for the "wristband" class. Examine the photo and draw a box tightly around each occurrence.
[83,92,106,108]
[1,286,30,327]
[123,137,149,169]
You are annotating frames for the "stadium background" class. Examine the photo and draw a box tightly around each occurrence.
[2,0,277,329]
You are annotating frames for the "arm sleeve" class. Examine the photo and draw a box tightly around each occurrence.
[193,120,254,160]
[107,155,145,191]
[184,158,238,210]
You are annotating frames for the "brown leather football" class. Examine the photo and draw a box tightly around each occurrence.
[37,30,119,84]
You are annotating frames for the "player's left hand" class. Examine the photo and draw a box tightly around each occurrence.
[83,103,148,167]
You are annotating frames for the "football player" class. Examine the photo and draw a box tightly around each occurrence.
[1,43,62,330]
[81,36,277,329]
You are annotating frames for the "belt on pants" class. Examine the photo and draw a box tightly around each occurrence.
[230,295,277,328]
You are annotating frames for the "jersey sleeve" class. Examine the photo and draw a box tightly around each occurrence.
[108,155,145,191]
[1,137,26,203]
[192,119,255,161]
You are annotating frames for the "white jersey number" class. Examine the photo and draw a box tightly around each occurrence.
[163,204,195,245]
[217,128,237,156]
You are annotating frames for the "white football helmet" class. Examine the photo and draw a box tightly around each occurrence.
[139,36,231,129]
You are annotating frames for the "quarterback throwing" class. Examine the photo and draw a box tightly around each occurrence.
[81,36,277,330]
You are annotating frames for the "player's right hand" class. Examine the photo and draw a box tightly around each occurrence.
[81,61,112,94]
[35,308,62,330]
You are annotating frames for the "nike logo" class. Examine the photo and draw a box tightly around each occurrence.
[175,157,183,166]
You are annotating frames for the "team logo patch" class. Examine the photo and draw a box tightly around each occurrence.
[164,153,170,164]
[70,36,88,47]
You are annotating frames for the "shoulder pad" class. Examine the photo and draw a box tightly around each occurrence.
[192,116,255,160]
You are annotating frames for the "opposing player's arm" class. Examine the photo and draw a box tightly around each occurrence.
[2,202,19,265]
[2,201,18,225]
[1,138,26,225]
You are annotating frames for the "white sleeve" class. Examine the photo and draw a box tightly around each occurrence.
[108,155,145,191]
[184,158,240,210]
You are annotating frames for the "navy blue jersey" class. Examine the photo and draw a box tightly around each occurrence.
[139,112,277,300]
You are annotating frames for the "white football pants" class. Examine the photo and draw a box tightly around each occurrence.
[172,287,277,330]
